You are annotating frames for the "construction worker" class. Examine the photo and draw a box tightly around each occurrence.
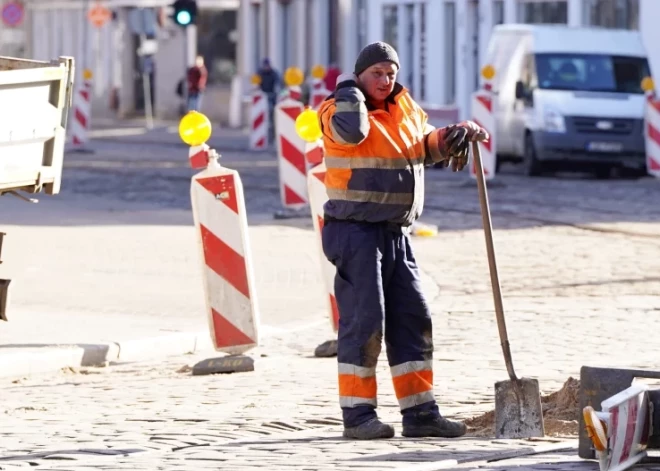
[318,41,488,440]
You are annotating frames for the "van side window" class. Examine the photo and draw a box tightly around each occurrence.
[522,54,537,92]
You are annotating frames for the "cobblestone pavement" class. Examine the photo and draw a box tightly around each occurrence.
[2,133,660,469]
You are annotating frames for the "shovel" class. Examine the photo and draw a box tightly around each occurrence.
[471,141,545,439]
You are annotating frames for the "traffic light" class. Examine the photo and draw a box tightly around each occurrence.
[172,0,197,27]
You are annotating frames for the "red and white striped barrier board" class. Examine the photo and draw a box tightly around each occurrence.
[71,79,92,147]
[189,146,261,354]
[584,384,651,471]
[305,138,324,168]
[470,89,496,180]
[307,158,339,332]
[249,88,268,150]
[644,92,660,178]
[275,97,308,209]
[278,85,302,103]
[309,79,330,110]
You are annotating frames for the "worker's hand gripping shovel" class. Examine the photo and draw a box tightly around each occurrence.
[471,140,545,439]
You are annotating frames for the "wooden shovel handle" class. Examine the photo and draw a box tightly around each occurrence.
[471,141,518,382]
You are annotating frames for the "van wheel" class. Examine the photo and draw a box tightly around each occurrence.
[523,133,543,177]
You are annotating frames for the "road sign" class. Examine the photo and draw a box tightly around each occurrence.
[1,1,24,27]
[87,2,111,28]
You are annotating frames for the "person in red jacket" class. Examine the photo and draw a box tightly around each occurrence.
[186,55,208,111]
[323,62,341,92]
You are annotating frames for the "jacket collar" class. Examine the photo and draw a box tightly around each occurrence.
[365,82,406,111]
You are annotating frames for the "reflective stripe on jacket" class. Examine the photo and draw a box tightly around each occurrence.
[318,81,445,226]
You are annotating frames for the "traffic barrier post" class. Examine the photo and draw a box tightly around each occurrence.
[642,76,660,178]
[179,111,261,373]
[294,108,338,357]
[470,65,497,180]
[308,64,330,110]
[248,74,268,151]
[70,68,94,154]
[274,67,310,219]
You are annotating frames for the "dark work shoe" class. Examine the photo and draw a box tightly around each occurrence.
[402,413,467,438]
[343,418,395,440]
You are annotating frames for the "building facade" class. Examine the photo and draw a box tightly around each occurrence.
[2,0,657,126]
[238,0,660,122]
[2,0,239,122]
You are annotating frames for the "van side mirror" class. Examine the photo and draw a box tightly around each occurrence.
[515,80,525,100]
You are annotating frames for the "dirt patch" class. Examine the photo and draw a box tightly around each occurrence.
[465,377,580,438]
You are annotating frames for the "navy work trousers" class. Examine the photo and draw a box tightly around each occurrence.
[321,219,441,428]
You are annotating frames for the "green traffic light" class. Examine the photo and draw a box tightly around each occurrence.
[176,10,192,25]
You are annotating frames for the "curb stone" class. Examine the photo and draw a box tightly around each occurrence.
[0,331,215,379]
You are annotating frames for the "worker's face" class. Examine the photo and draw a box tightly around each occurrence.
[358,62,398,102]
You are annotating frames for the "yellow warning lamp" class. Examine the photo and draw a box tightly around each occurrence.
[582,406,608,452]
[481,65,496,81]
[82,68,93,80]
[641,76,655,93]
[295,106,322,142]
[250,74,262,86]
[311,65,326,80]
[179,111,212,146]
[284,66,304,87]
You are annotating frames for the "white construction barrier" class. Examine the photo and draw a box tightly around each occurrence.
[583,383,651,471]
[71,69,93,151]
[181,112,261,355]
[278,85,302,103]
[305,145,338,333]
[643,79,660,178]
[274,97,308,212]
[469,65,497,180]
[309,79,330,110]
[248,87,268,150]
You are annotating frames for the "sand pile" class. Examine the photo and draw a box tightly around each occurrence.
[465,377,580,438]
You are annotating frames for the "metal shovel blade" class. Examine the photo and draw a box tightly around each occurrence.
[495,377,545,439]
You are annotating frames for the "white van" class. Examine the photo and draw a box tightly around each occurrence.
[485,24,651,177]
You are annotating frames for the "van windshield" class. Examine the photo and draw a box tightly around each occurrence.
[534,53,650,94]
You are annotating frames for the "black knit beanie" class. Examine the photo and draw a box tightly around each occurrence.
[354,41,400,77]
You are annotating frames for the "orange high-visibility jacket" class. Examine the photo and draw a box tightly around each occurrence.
[318,80,446,226]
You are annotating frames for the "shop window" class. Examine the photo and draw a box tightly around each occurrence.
[196,9,237,85]
[584,0,639,30]
[520,0,567,24]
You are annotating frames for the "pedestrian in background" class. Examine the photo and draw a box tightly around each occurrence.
[318,41,488,440]
[186,55,208,112]
[257,58,282,142]
[323,62,341,92]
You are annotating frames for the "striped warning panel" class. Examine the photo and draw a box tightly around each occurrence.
[275,97,308,209]
[469,89,496,180]
[307,160,339,332]
[190,167,261,354]
[645,95,660,178]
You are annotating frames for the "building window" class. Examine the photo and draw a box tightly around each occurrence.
[584,0,639,30]
[383,5,398,51]
[494,0,505,24]
[444,1,455,104]
[520,0,568,24]
[196,9,237,85]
